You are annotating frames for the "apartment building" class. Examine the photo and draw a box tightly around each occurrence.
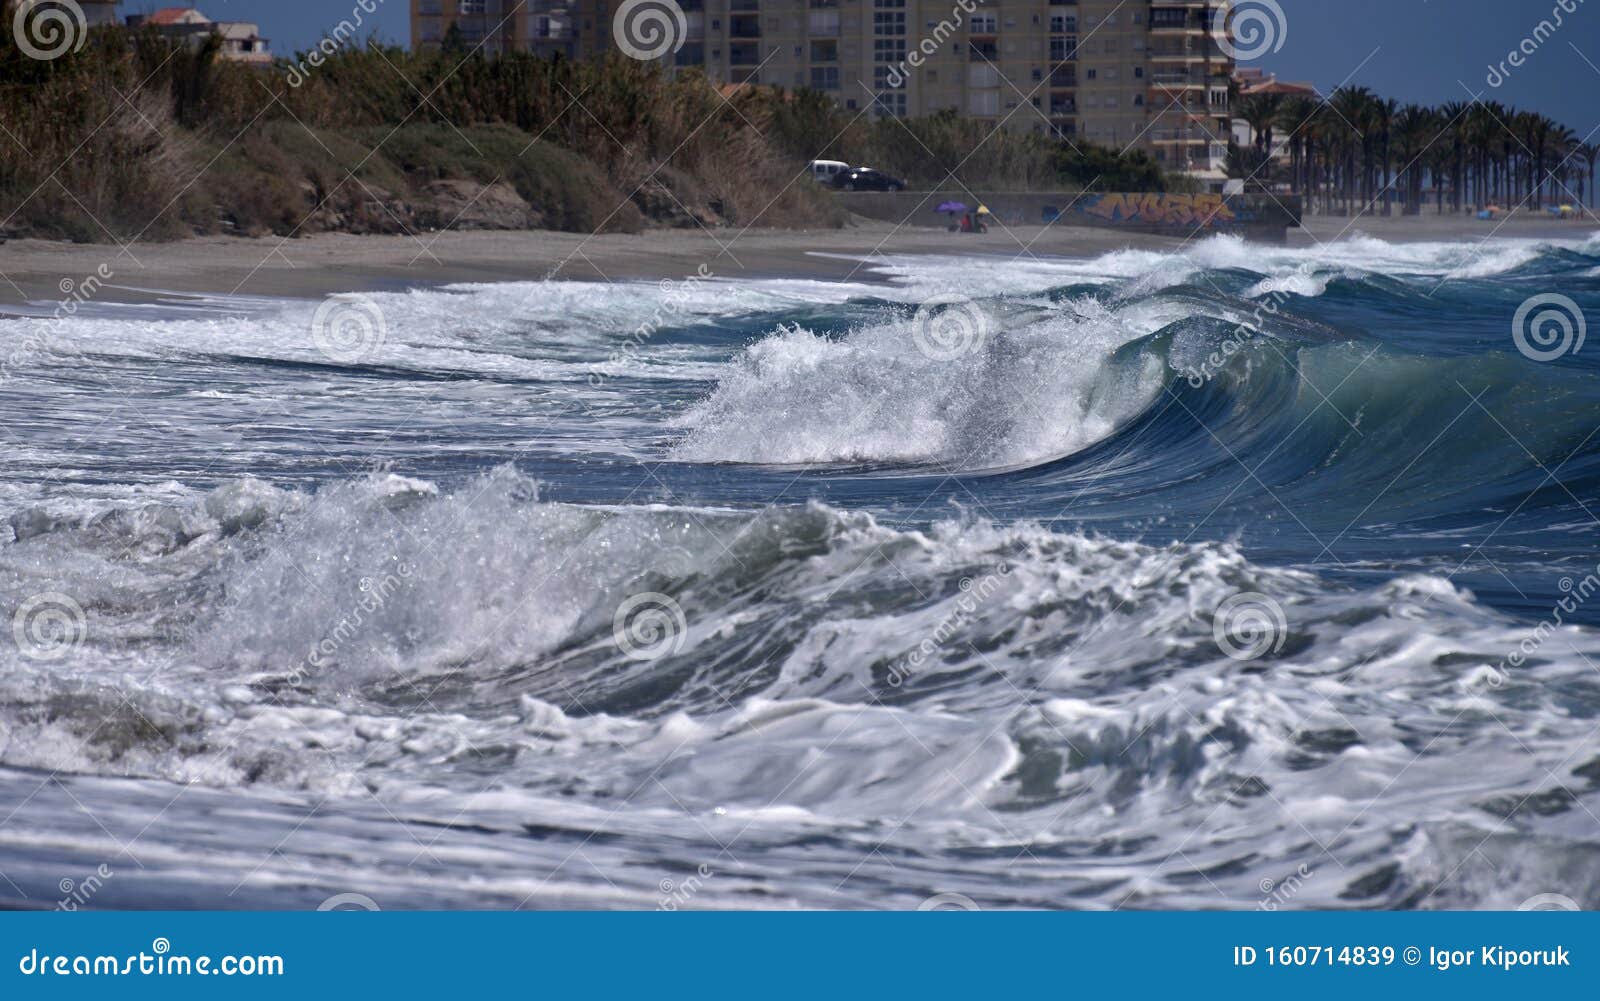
[411,0,1235,180]
[412,0,583,58]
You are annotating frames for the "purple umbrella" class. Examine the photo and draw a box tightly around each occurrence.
[935,201,968,213]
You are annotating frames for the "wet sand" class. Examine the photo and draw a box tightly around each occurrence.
[0,210,1593,307]
[0,221,1187,307]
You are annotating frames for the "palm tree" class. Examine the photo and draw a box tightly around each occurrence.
[1391,104,1435,215]
[1577,142,1599,212]
[1435,100,1469,212]
[1273,95,1319,198]
[1237,92,1284,156]
[1375,97,1398,214]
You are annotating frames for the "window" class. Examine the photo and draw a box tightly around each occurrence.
[808,10,839,33]
[810,39,837,61]
[873,11,904,34]
[1134,66,1143,78]
[874,38,906,60]
[1049,36,1076,61]
[1085,67,1096,79]
[970,13,996,32]
[1133,95,1143,106]
[1049,14,1076,32]
[875,92,907,117]
[811,66,840,89]
[873,65,904,89]
[968,90,999,115]
[459,0,486,13]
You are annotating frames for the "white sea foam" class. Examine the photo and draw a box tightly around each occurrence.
[670,298,1167,468]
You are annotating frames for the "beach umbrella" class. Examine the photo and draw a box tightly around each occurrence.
[935,201,967,213]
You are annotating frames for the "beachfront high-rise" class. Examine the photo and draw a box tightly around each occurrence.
[410,0,1235,183]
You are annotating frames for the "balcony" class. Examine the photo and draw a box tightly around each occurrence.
[969,63,1000,88]
[808,11,839,35]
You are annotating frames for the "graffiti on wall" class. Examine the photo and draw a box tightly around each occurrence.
[1078,193,1242,227]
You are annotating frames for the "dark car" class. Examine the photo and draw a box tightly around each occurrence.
[831,168,905,192]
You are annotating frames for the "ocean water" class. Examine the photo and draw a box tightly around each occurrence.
[3,232,1600,910]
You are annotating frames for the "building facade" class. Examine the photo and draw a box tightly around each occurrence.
[411,0,1234,178]
[125,8,273,63]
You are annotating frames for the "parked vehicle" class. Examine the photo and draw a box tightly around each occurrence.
[808,159,851,184]
[831,168,906,192]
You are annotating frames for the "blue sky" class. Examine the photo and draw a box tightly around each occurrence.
[127,0,1597,136]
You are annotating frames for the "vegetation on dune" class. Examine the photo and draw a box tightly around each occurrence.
[0,23,1167,243]
[1231,87,1597,216]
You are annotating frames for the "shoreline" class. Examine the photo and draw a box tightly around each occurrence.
[1,212,1593,306]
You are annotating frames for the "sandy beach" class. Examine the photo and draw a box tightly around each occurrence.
[0,210,1593,307]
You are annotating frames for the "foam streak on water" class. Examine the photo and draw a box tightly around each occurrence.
[2,232,1600,910]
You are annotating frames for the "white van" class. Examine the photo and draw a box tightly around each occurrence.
[808,159,850,184]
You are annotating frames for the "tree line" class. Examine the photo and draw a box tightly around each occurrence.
[1232,87,1597,216]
